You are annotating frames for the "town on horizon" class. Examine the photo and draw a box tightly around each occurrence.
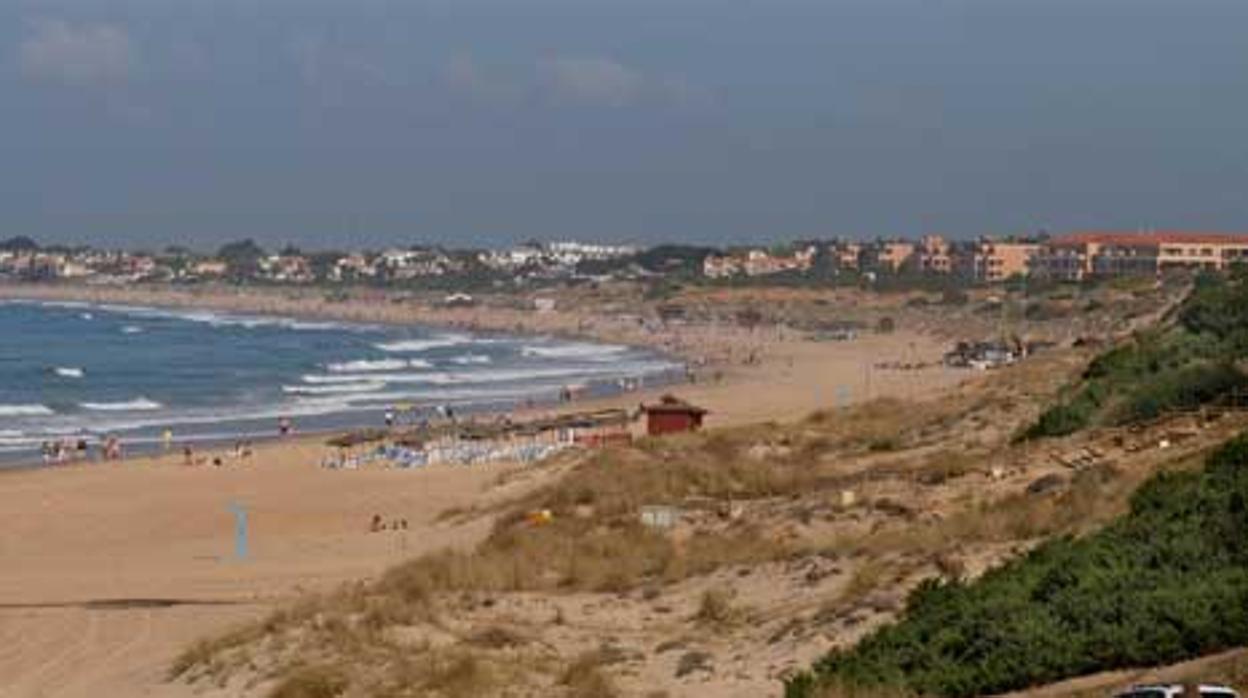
[4,229,1248,288]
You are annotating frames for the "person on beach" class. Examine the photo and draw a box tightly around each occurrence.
[162,428,173,451]
[183,445,195,466]
[384,408,395,430]
[278,416,292,437]
[100,436,119,461]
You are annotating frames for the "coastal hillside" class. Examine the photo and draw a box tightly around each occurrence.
[1022,269,1248,440]
[787,429,1248,698]
[786,274,1248,698]
[166,280,1248,698]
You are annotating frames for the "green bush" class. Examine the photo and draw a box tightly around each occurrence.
[1021,272,1248,439]
[786,432,1248,698]
[1112,362,1248,424]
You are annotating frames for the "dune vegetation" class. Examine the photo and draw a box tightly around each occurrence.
[787,430,1248,698]
[1022,269,1248,440]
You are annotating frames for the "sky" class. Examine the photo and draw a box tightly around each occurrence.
[4,0,1248,251]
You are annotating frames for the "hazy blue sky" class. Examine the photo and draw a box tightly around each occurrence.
[4,0,1248,250]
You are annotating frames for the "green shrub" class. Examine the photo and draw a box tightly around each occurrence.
[1021,271,1248,439]
[787,432,1248,698]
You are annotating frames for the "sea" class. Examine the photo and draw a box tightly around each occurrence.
[0,300,681,462]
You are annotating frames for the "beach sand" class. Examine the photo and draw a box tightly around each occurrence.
[0,285,967,697]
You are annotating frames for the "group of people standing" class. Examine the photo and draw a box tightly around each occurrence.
[39,435,122,464]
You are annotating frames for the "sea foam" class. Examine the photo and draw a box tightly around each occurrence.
[374,335,470,353]
[282,382,387,395]
[521,343,629,360]
[325,358,431,373]
[451,354,492,365]
[80,398,163,412]
[0,404,55,417]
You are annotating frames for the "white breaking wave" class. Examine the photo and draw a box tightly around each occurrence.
[54,367,85,378]
[0,404,55,417]
[300,362,670,387]
[374,335,470,353]
[292,384,538,408]
[80,398,163,412]
[521,343,629,361]
[80,312,94,320]
[82,303,376,332]
[121,325,143,334]
[451,354,492,365]
[283,382,387,395]
[325,358,431,373]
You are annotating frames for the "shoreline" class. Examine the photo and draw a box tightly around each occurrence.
[0,281,969,472]
[0,282,682,355]
[0,282,970,697]
[0,289,693,469]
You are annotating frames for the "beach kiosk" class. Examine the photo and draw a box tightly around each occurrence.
[641,395,708,436]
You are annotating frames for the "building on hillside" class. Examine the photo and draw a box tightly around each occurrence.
[702,246,816,278]
[330,253,375,281]
[956,238,1041,282]
[863,240,916,273]
[830,241,862,270]
[545,241,637,263]
[914,235,953,274]
[1032,232,1248,281]
[703,254,742,278]
[742,246,816,276]
[190,260,228,278]
[260,255,314,283]
[641,395,708,436]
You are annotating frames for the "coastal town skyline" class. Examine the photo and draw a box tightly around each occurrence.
[7,229,1248,286]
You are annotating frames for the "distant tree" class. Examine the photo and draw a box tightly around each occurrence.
[308,251,344,281]
[0,236,40,252]
[216,239,266,280]
[633,245,717,275]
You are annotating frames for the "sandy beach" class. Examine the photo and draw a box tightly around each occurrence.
[0,283,967,697]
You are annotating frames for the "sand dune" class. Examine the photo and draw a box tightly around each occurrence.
[0,286,967,697]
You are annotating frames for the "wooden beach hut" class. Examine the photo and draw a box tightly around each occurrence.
[641,395,708,436]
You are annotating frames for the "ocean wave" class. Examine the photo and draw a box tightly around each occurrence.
[374,335,470,353]
[282,382,387,395]
[84,303,377,333]
[80,398,163,412]
[0,404,55,417]
[121,325,143,334]
[0,360,679,451]
[325,358,431,373]
[301,362,672,387]
[293,384,538,408]
[521,343,629,361]
[54,367,85,378]
[451,354,492,365]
